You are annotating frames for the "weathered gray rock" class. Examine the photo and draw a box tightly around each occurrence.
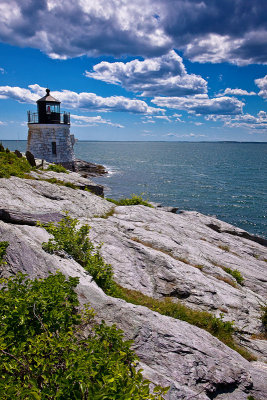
[0,208,63,225]
[1,219,266,400]
[74,158,107,177]
[29,169,104,195]
[0,177,113,219]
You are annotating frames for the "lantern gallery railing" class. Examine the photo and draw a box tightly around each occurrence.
[27,111,70,125]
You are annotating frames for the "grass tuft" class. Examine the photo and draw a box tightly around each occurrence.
[46,163,69,173]
[106,194,153,207]
[218,244,230,252]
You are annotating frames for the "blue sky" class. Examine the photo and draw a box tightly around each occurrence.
[0,0,266,141]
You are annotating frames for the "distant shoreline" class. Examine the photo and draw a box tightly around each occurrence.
[1,139,267,144]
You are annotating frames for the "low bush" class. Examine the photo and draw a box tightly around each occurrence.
[223,267,244,285]
[47,163,69,173]
[40,214,116,295]
[106,194,153,207]
[0,272,167,399]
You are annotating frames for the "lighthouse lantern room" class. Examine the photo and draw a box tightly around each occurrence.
[27,89,75,170]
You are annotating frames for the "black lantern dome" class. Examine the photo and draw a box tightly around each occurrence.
[28,89,70,125]
[37,88,61,124]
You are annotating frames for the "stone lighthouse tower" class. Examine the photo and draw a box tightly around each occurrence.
[27,89,75,170]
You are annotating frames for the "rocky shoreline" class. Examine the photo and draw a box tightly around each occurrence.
[0,167,266,399]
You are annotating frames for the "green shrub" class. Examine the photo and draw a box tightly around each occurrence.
[41,214,116,295]
[0,272,167,399]
[106,194,153,207]
[223,267,244,285]
[47,163,69,173]
[0,241,9,265]
[0,151,32,178]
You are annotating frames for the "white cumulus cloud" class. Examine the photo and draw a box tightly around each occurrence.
[216,88,256,97]
[86,51,207,96]
[0,84,164,114]
[205,111,267,132]
[255,75,267,99]
[71,114,124,128]
[152,95,244,115]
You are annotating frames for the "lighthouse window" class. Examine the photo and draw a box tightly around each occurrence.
[52,142,57,155]
[46,104,59,113]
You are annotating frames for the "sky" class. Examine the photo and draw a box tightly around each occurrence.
[0,0,266,141]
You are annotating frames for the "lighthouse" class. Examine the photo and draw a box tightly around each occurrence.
[27,89,75,170]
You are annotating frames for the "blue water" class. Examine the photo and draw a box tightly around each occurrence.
[2,140,267,238]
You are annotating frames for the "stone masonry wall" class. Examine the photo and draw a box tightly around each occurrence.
[27,124,75,167]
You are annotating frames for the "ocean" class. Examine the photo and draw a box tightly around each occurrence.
[2,140,267,238]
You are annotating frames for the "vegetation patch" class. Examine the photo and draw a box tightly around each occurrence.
[43,178,78,189]
[218,244,230,252]
[97,208,116,219]
[210,260,244,286]
[46,163,69,173]
[223,267,244,285]
[0,241,9,265]
[216,275,238,288]
[0,272,167,399]
[40,214,116,295]
[106,194,153,207]
[193,264,204,271]
[0,147,32,178]
[40,215,255,361]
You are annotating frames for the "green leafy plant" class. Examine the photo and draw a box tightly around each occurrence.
[47,164,69,173]
[0,272,167,399]
[40,214,116,295]
[0,241,9,265]
[106,194,153,207]
[223,267,244,285]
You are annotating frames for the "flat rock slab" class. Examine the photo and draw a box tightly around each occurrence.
[0,177,113,219]
[30,169,104,195]
[0,208,63,225]
[74,158,107,177]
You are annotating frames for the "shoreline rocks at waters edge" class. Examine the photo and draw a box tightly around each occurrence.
[0,166,267,399]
